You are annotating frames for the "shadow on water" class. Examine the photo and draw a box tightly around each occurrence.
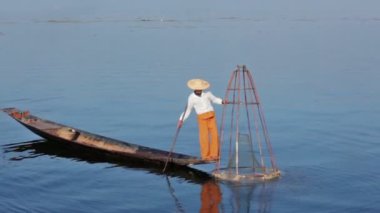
[2,139,211,184]
[2,139,277,212]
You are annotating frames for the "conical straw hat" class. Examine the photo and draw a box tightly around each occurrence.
[187,79,210,90]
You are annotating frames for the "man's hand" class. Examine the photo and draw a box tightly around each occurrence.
[177,120,183,128]
[222,100,229,104]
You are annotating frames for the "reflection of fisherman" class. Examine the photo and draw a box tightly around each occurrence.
[178,79,227,161]
[200,181,222,213]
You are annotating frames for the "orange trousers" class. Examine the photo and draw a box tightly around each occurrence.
[197,111,220,160]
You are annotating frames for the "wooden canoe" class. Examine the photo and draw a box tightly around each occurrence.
[2,108,209,166]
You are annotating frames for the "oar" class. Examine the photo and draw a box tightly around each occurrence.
[162,105,188,172]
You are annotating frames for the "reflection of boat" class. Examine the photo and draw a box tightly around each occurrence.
[3,139,212,184]
[3,139,277,212]
[2,108,209,167]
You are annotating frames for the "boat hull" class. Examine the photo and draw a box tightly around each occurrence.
[2,108,208,166]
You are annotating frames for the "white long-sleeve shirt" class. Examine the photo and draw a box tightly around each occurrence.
[180,91,223,121]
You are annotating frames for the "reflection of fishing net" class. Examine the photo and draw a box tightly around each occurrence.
[225,181,277,212]
[213,65,280,182]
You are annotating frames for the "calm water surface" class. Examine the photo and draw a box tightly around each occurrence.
[1,1,380,212]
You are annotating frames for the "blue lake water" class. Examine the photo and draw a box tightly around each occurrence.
[1,1,380,212]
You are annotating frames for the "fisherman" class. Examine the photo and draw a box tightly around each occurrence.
[177,79,227,161]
